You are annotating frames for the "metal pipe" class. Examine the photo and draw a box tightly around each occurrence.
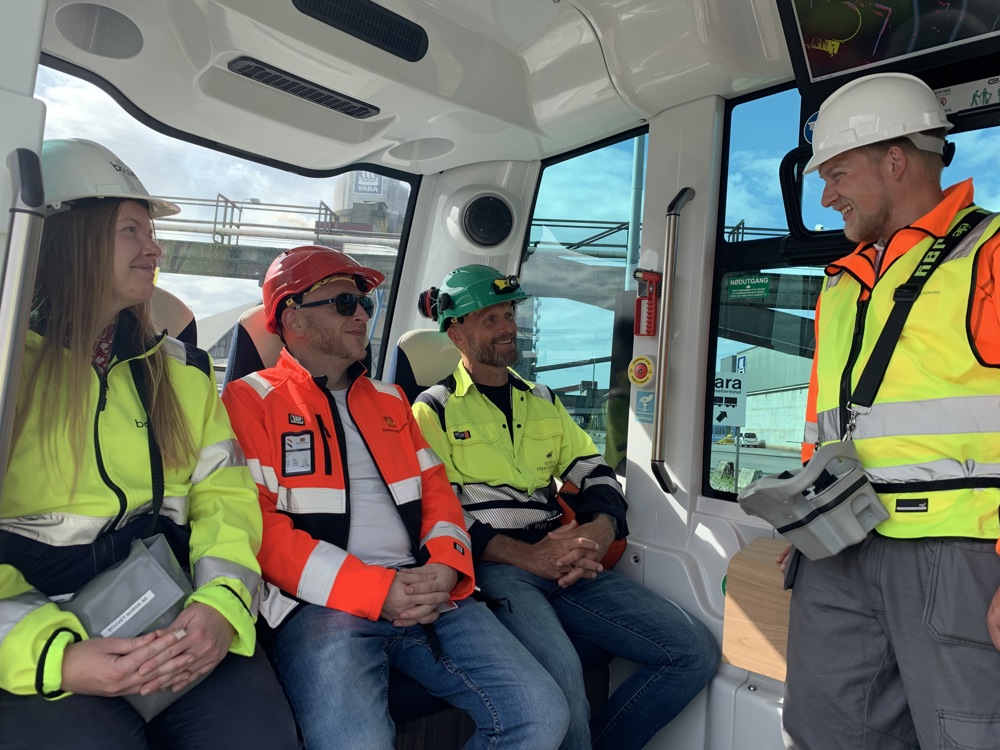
[625,135,645,289]
[650,187,695,495]
[0,149,45,492]
[156,220,401,248]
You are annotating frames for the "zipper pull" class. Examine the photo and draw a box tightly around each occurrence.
[97,376,109,411]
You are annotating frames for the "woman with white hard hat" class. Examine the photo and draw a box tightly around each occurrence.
[0,140,297,750]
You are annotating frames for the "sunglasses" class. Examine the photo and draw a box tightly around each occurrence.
[294,292,375,317]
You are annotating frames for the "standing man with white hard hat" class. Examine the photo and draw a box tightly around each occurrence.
[783,73,1000,748]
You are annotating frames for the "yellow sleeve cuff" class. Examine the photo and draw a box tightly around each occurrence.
[187,580,256,656]
[41,629,84,699]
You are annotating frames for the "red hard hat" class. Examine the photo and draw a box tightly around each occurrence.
[262,245,384,333]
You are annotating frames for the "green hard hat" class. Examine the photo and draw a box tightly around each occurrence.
[421,264,528,331]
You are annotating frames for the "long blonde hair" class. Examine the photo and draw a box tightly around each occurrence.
[15,200,196,481]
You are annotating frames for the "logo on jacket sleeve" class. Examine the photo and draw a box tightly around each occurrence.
[453,430,471,440]
[288,414,305,425]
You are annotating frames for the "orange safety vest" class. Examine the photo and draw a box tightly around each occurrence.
[223,350,474,626]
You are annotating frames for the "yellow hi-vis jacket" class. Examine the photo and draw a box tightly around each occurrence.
[802,180,1000,547]
[413,363,627,559]
[0,314,263,697]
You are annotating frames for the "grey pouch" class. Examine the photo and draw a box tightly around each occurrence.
[737,440,889,560]
[62,534,203,720]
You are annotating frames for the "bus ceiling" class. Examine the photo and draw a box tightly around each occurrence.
[35,0,793,175]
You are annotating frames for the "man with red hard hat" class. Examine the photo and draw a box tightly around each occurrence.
[222,245,568,750]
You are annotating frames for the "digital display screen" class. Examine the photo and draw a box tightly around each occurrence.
[788,0,1000,83]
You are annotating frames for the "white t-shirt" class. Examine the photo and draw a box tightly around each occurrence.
[330,388,415,568]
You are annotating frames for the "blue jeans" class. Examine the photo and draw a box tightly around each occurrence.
[475,564,720,750]
[0,648,298,750]
[272,599,569,750]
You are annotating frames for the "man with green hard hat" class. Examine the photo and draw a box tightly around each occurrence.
[413,264,719,750]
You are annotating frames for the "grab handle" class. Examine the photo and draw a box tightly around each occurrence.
[650,187,694,494]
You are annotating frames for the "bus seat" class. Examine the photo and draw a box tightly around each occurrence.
[385,328,461,403]
[151,286,197,347]
[222,304,283,386]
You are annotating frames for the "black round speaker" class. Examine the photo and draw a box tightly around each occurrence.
[462,195,513,247]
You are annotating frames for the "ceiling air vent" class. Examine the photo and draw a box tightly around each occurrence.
[463,196,514,247]
[228,57,379,119]
[292,0,428,62]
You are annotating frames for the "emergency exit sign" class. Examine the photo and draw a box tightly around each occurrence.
[728,275,769,299]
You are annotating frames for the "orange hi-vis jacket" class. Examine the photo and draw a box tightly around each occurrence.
[222,349,474,628]
[802,180,1000,554]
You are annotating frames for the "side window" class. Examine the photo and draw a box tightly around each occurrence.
[517,133,646,474]
[711,88,820,493]
[34,67,414,378]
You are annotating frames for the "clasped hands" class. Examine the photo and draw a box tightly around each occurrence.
[529,517,615,588]
[60,602,234,698]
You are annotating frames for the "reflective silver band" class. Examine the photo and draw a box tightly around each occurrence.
[386,476,422,507]
[193,556,262,614]
[818,395,1000,442]
[192,439,247,485]
[563,454,620,490]
[278,486,346,514]
[258,581,297,628]
[246,458,279,493]
[421,520,471,551]
[417,447,442,472]
[369,379,404,401]
[242,372,274,399]
[460,482,559,530]
[297,541,348,605]
[0,589,50,645]
[864,458,1000,485]
[0,496,189,546]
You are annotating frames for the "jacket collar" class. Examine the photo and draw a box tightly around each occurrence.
[452,361,532,397]
[276,347,368,389]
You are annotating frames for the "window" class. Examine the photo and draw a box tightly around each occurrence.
[517,132,647,474]
[35,66,415,380]
[712,86,821,493]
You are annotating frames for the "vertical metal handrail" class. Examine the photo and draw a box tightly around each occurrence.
[650,187,695,495]
[0,149,45,494]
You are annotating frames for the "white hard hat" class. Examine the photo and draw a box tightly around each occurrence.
[40,139,180,218]
[804,72,952,174]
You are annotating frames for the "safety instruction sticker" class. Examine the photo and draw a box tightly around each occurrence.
[936,76,1000,116]
[635,392,655,424]
[727,275,769,300]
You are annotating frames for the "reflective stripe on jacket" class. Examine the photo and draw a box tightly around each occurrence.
[221,349,473,628]
[804,180,1000,541]
[413,363,627,559]
[0,313,262,697]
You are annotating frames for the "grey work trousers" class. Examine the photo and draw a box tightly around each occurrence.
[782,534,1000,750]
